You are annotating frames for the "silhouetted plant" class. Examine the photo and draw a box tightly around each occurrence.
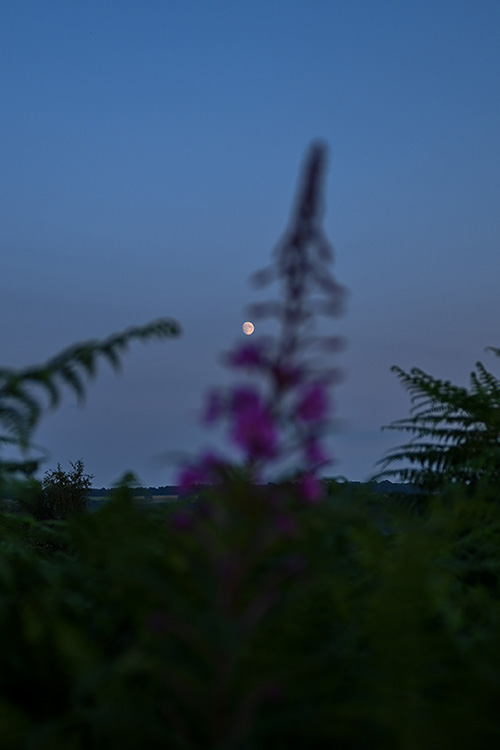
[0,318,180,478]
[375,348,500,492]
[17,459,93,521]
[179,141,346,498]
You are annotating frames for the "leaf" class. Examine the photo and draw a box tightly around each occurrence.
[0,317,181,475]
[375,351,500,491]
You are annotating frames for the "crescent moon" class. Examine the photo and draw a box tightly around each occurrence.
[242,321,255,335]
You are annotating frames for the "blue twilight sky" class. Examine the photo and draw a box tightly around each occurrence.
[2,1,500,487]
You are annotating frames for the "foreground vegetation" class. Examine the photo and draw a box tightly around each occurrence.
[1,478,500,748]
[2,144,500,747]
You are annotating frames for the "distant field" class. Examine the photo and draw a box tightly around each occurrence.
[0,495,181,511]
[89,494,179,505]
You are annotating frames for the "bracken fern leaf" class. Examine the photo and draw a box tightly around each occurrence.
[0,317,181,476]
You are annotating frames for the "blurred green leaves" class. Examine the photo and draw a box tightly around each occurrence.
[0,318,180,477]
[1,483,500,747]
[376,349,500,492]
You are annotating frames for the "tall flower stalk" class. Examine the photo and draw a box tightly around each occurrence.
[179,142,346,498]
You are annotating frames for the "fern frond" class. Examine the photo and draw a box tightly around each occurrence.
[379,351,500,491]
[472,361,500,395]
[0,317,181,472]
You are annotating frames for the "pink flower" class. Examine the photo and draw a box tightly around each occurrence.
[231,387,262,413]
[232,408,278,460]
[230,388,278,460]
[300,473,323,503]
[228,342,266,369]
[304,436,328,466]
[297,384,329,423]
[177,452,221,491]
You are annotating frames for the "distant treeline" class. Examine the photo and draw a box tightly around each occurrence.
[88,480,417,497]
[89,486,179,497]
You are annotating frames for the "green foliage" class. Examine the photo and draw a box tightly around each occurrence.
[13,460,93,521]
[0,484,499,747]
[0,318,180,477]
[375,349,500,491]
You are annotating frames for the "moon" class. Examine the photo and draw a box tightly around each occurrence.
[242,321,255,335]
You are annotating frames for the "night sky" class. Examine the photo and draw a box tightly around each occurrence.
[2,1,500,487]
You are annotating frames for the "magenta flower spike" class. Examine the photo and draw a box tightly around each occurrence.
[297,384,329,423]
[304,436,328,467]
[300,473,323,503]
[228,341,267,369]
[230,388,278,461]
[177,143,345,497]
[178,452,222,491]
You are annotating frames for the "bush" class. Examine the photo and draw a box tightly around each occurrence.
[14,460,93,521]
